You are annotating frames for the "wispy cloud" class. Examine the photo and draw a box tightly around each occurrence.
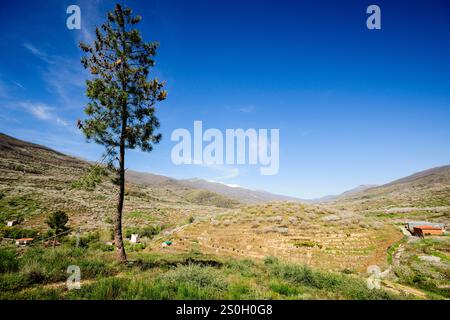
[239,105,255,113]
[12,81,25,89]
[23,43,55,64]
[208,165,240,180]
[23,42,87,108]
[19,102,69,127]
[0,81,7,98]
[77,0,105,44]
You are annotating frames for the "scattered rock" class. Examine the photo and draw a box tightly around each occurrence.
[418,255,441,263]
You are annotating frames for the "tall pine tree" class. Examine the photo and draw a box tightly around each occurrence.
[79,4,167,262]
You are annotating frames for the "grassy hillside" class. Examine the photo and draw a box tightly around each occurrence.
[0,133,239,234]
[330,166,450,211]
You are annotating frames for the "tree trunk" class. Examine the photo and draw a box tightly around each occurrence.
[114,17,128,263]
[114,137,127,262]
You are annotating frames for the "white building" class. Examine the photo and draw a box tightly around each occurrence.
[7,220,17,227]
[130,234,140,243]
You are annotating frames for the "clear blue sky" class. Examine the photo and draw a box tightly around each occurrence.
[0,0,449,198]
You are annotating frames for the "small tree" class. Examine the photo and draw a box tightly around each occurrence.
[78,4,167,262]
[45,211,69,237]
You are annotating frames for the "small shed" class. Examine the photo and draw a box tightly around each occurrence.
[406,221,445,233]
[130,234,140,243]
[413,226,444,237]
[15,238,34,246]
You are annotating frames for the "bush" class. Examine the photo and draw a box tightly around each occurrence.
[125,225,162,238]
[125,242,146,252]
[18,246,114,284]
[45,211,69,236]
[89,241,114,252]
[0,226,38,239]
[266,258,399,300]
[0,273,28,292]
[71,165,108,190]
[156,264,228,299]
[67,264,228,300]
[0,247,19,273]
[226,259,258,277]
[269,280,302,297]
[294,240,321,249]
[67,231,100,248]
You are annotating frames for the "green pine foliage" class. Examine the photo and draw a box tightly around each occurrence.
[78,3,167,262]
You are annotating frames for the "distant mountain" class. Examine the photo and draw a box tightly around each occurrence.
[309,185,378,203]
[179,178,301,204]
[331,166,450,209]
[2,132,449,211]
[125,170,175,186]
[0,133,300,207]
[125,172,301,204]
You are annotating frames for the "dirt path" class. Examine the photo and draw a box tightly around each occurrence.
[381,226,428,299]
[382,279,427,299]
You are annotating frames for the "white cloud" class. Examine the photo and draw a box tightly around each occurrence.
[19,102,69,127]
[23,43,54,64]
[239,105,255,113]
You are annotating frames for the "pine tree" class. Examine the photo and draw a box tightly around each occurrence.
[78,4,167,262]
[45,211,69,237]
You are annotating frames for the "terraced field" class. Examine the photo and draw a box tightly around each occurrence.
[148,203,404,272]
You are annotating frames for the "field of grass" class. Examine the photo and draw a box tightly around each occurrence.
[0,240,407,300]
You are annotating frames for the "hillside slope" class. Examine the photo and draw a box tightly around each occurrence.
[331,166,450,210]
[311,184,378,203]
[0,133,238,232]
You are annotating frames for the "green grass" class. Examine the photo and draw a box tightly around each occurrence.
[393,237,450,299]
[0,247,19,273]
[184,190,240,208]
[0,244,408,300]
[263,256,400,300]
[70,165,108,190]
[0,244,117,293]
[387,236,407,264]
[0,193,42,224]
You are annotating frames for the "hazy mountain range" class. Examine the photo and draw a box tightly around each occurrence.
[2,132,450,208]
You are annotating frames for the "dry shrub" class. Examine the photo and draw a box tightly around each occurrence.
[277,227,289,235]
[251,221,260,229]
[321,214,340,222]
[288,216,298,224]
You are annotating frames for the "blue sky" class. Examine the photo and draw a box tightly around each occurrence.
[0,0,450,198]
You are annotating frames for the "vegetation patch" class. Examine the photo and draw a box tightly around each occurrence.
[71,165,108,190]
